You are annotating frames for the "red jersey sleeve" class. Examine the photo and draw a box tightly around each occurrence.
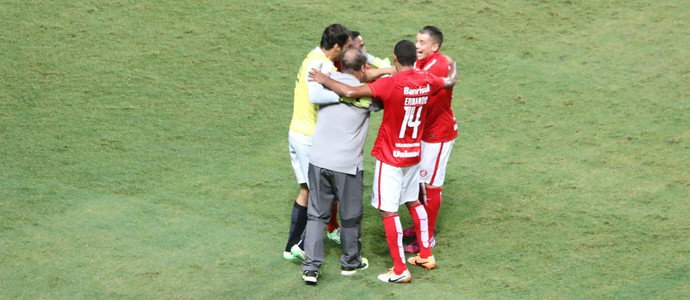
[368,76,392,101]
[417,52,458,143]
[428,73,446,98]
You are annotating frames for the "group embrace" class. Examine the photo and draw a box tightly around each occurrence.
[284,23,459,285]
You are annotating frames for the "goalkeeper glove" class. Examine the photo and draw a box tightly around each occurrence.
[340,97,373,109]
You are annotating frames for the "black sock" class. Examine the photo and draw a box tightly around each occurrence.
[285,201,308,252]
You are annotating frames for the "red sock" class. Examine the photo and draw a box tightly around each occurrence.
[409,203,432,259]
[382,214,407,274]
[327,202,339,232]
[424,186,442,239]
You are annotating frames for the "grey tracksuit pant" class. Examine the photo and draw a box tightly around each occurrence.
[302,164,364,272]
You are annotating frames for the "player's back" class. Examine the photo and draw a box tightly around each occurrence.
[369,69,445,167]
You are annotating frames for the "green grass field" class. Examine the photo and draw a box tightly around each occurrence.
[1,0,688,299]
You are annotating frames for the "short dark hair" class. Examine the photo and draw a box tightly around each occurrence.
[340,47,367,74]
[320,24,351,50]
[419,25,443,48]
[394,40,417,66]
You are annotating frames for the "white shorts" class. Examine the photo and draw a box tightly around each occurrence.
[288,130,312,185]
[371,160,420,213]
[419,140,455,186]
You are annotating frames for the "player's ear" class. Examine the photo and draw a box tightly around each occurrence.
[432,43,440,52]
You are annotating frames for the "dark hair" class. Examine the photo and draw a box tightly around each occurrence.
[320,24,351,50]
[340,47,367,74]
[351,30,360,39]
[394,40,417,66]
[419,25,443,48]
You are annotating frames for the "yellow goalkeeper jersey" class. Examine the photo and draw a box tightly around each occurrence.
[289,48,336,137]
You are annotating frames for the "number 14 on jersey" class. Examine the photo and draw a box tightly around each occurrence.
[399,106,423,139]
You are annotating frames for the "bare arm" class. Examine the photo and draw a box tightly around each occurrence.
[443,61,459,88]
[309,68,373,98]
[443,54,454,65]
[364,67,396,82]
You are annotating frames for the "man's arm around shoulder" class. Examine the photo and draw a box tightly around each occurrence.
[309,68,373,99]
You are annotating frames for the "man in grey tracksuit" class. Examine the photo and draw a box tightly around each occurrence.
[301,47,377,285]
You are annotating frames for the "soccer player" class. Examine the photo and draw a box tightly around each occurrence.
[308,40,457,283]
[404,26,459,253]
[355,31,397,81]
[284,24,351,261]
[301,47,374,285]
[326,30,394,245]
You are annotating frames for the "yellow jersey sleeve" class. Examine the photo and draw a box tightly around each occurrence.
[289,48,336,136]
